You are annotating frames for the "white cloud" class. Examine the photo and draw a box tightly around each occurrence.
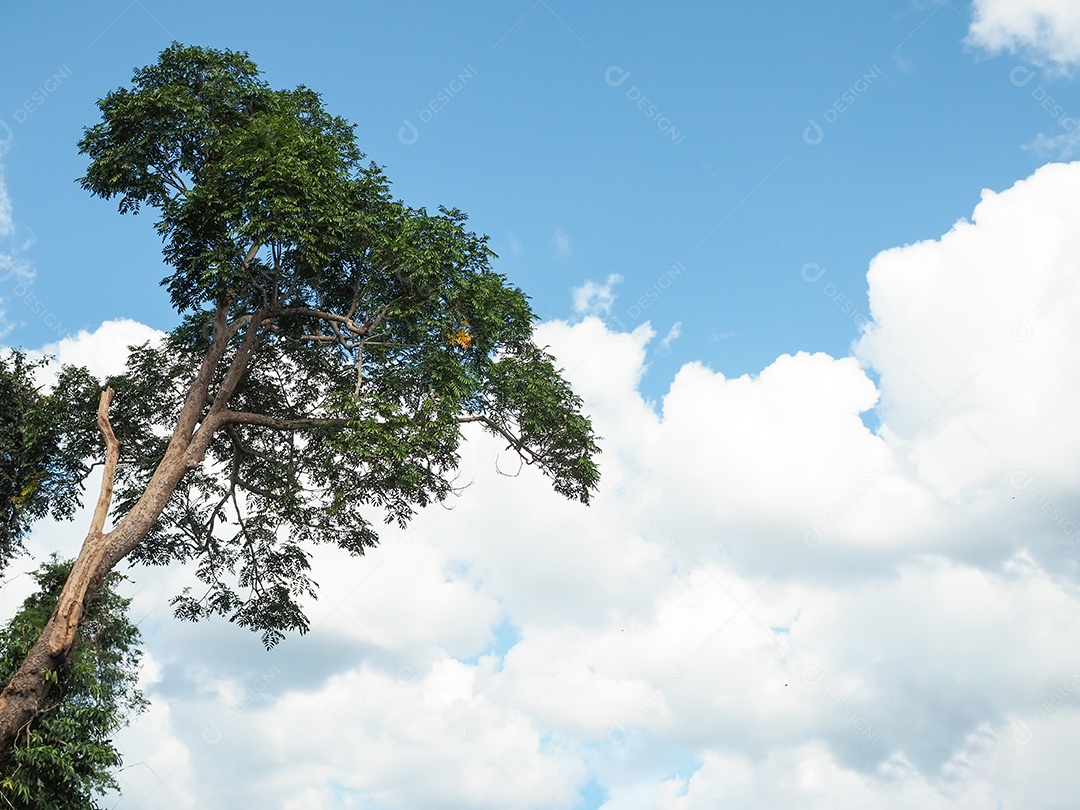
[554,227,572,256]
[304,539,502,659]
[1024,130,1080,159]
[968,0,1080,69]
[0,168,13,239]
[251,660,587,810]
[15,163,1080,807]
[856,161,1080,502]
[107,690,199,809]
[31,317,165,380]
[0,165,31,333]
[659,321,682,350]
[572,273,623,316]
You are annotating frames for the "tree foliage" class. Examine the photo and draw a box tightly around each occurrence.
[0,558,145,808]
[0,40,599,770]
[0,353,99,571]
[75,42,601,646]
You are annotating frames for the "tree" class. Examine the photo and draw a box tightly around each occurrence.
[0,557,145,808]
[0,353,99,572]
[0,43,600,760]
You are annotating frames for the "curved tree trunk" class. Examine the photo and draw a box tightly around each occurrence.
[0,396,213,757]
[0,304,236,759]
[0,387,120,756]
[0,548,108,758]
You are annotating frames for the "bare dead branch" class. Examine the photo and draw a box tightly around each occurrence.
[88,387,120,537]
[458,414,540,466]
[241,241,261,270]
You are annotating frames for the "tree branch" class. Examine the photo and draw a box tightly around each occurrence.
[458,414,539,465]
[172,301,232,444]
[88,387,120,538]
[208,307,271,414]
[241,241,261,270]
[275,306,363,335]
[222,411,352,432]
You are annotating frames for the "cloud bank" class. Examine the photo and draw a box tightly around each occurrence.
[9,162,1080,809]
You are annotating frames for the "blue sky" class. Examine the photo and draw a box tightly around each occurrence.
[5,2,1080,808]
[3,1,1075,391]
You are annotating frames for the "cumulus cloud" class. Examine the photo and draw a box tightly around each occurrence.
[856,161,1080,503]
[16,162,1080,808]
[572,273,623,316]
[968,0,1080,69]
[25,317,165,383]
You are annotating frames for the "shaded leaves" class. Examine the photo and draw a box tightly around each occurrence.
[0,558,146,808]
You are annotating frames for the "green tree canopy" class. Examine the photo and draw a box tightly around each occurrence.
[77,42,600,645]
[0,354,99,572]
[0,558,145,808]
[0,41,599,760]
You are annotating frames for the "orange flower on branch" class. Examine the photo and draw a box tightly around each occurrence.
[448,322,473,349]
